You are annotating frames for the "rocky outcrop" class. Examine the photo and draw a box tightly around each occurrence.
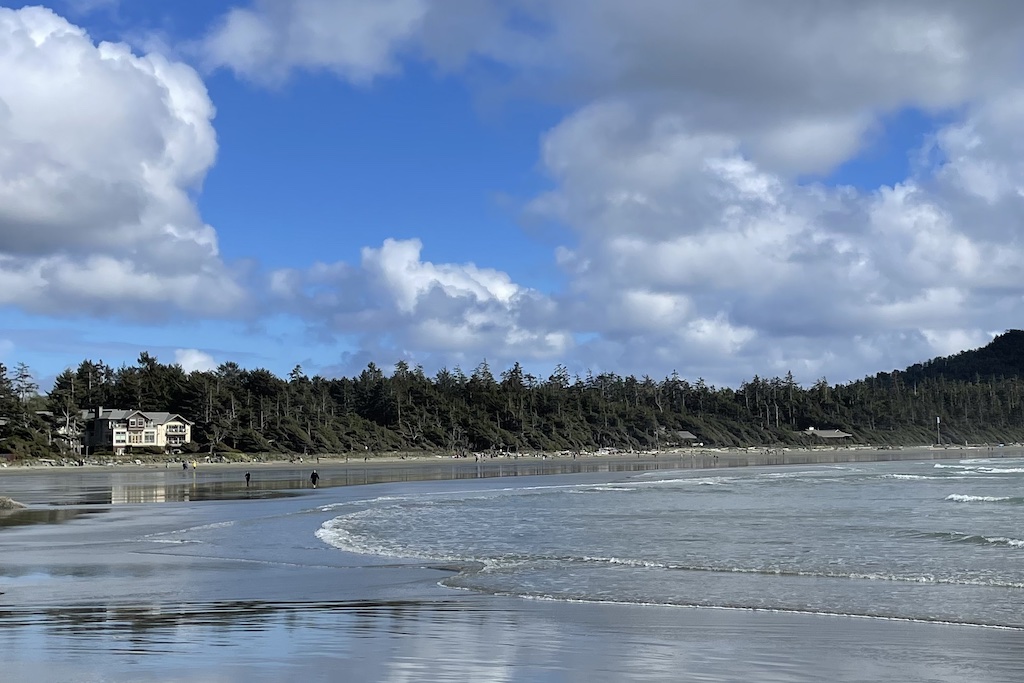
[0,496,27,510]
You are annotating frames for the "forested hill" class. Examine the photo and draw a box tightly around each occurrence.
[885,330,1024,384]
[4,334,1024,460]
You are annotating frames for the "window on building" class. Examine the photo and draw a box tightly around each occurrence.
[144,432,156,444]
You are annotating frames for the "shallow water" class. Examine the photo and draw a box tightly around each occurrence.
[319,458,1024,628]
[2,457,1024,682]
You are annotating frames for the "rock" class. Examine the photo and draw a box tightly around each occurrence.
[0,496,27,510]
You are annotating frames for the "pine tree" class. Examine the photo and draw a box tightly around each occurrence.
[48,369,80,437]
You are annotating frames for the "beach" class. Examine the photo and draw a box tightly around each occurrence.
[2,447,1024,682]
[0,444,991,508]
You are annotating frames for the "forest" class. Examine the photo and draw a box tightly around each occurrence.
[4,330,1024,459]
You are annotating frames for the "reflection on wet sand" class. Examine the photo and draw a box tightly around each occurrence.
[107,482,303,504]
[0,507,102,529]
[3,593,1020,683]
[0,599,468,636]
[3,458,694,508]
[42,482,303,506]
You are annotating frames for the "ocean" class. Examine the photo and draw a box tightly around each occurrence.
[317,457,1024,628]
[2,455,1024,682]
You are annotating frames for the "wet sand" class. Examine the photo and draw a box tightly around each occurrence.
[1,444,1006,507]
[3,448,1024,682]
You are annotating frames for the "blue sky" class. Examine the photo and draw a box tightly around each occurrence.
[2,1,1024,391]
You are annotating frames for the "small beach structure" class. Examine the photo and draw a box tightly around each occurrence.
[803,427,852,439]
[659,429,699,447]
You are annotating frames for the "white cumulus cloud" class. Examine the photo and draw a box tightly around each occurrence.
[0,7,244,319]
[269,238,572,364]
[174,348,218,373]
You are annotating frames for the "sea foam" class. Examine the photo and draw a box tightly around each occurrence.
[945,494,1013,503]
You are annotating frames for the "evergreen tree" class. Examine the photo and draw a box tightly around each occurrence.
[48,369,80,436]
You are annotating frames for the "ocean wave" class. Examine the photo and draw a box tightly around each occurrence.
[175,520,235,532]
[317,514,433,560]
[920,530,1024,549]
[581,555,669,569]
[961,457,1024,465]
[577,486,638,493]
[886,474,979,481]
[932,463,1024,475]
[628,476,731,487]
[317,510,503,566]
[329,483,591,513]
[501,594,1024,631]
[317,494,413,512]
[567,555,1024,588]
[757,469,852,480]
[143,520,236,541]
[945,494,1020,503]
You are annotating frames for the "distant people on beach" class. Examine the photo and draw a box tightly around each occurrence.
[182,461,188,471]
[310,470,320,488]
[245,472,251,487]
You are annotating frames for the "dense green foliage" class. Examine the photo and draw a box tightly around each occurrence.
[4,331,1024,459]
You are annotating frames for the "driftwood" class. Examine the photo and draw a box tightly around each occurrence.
[0,496,26,510]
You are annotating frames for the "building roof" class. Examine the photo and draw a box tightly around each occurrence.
[83,408,194,425]
[674,430,698,440]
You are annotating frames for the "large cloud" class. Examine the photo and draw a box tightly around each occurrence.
[203,1,1024,381]
[0,6,243,318]
[270,238,571,365]
[530,94,1024,381]
[203,1,1024,174]
[432,0,1024,176]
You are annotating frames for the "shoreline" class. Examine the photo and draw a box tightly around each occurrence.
[2,444,1020,508]
[1,443,1018,477]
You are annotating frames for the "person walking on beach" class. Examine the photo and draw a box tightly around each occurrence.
[310,470,320,489]
[245,472,251,487]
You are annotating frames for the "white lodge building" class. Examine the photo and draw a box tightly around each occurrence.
[84,407,193,455]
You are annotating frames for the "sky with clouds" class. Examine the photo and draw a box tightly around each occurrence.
[1,0,1023,389]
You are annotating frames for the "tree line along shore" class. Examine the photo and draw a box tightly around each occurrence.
[3,330,1024,461]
